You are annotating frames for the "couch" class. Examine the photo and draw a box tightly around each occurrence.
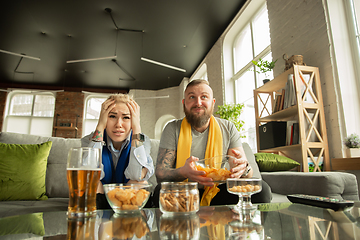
[0,132,359,218]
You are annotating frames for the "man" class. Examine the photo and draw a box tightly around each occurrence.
[154,79,271,206]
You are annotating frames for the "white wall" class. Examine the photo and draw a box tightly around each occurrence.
[130,86,182,139]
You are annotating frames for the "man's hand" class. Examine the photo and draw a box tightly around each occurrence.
[179,156,214,186]
[155,148,213,185]
[228,148,253,179]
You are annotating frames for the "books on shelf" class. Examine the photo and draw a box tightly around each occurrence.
[286,121,300,145]
[273,89,285,113]
[283,73,315,110]
[283,74,296,109]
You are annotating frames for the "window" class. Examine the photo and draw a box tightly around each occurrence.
[83,95,108,137]
[191,63,208,81]
[3,91,55,136]
[350,0,360,63]
[232,4,272,151]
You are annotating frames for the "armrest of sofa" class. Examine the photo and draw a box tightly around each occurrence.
[261,171,359,201]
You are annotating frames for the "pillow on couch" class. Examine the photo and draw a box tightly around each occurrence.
[254,153,300,172]
[0,141,52,200]
[0,212,45,236]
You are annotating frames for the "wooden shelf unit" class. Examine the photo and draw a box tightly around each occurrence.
[54,126,78,138]
[54,126,78,130]
[254,65,330,172]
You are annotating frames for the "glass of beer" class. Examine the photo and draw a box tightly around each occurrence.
[67,147,101,218]
[67,216,97,240]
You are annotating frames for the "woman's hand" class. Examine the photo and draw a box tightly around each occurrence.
[127,99,141,134]
[127,180,148,184]
[96,98,116,131]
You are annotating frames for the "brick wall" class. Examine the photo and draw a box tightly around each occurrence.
[52,91,84,138]
[266,0,343,158]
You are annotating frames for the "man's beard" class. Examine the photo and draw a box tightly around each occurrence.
[184,104,214,129]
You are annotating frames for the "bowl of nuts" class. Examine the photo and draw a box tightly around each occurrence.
[159,182,199,215]
[194,155,236,182]
[226,178,262,210]
[103,183,151,214]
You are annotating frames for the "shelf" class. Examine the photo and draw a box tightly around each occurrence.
[259,105,298,122]
[254,65,330,172]
[54,126,78,131]
[260,144,301,152]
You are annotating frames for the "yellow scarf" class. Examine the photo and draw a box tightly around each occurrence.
[176,116,223,206]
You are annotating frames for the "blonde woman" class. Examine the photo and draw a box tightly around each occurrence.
[81,93,154,209]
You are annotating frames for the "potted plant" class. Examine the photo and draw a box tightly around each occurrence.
[215,103,245,138]
[250,58,277,84]
[344,133,360,158]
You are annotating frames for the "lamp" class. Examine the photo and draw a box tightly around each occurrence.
[66,56,117,64]
[140,57,186,72]
[135,95,170,100]
[0,49,40,61]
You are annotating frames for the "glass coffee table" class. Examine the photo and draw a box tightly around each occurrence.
[0,202,359,239]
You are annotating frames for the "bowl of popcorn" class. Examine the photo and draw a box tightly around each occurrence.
[103,183,152,214]
[194,155,236,182]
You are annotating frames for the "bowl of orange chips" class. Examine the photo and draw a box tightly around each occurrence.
[103,183,152,214]
[194,155,235,182]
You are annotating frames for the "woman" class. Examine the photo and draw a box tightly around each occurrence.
[81,93,154,209]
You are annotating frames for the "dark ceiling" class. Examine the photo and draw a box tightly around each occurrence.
[0,0,246,92]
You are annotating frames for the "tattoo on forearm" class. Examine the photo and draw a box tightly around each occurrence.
[92,130,103,140]
[155,148,186,182]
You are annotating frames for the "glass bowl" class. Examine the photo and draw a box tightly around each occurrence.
[226,178,262,210]
[103,183,152,214]
[159,182,199,215]
[159,213,200,239]
[99,210,151,239]
[194,155,236,182]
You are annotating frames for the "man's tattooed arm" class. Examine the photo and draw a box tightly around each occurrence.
[155,147,187,182]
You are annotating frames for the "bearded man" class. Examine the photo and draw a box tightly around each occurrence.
[153,79,272,206]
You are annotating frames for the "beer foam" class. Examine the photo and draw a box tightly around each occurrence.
[67,167,101,171]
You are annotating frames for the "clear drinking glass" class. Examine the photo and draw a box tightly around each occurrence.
[226,178,262,211]
[67,216,97,240]
[228,210,264,240]
[66,147,101,218]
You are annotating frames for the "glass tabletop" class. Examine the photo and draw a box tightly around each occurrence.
[1,202,360,240]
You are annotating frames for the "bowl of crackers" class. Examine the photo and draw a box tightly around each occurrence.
[159,182,199,215]
[103,183,152,214]
[194,155,235,182]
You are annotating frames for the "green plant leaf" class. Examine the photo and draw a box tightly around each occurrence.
[344,133,360,148]
[215,103,245,137]
[249,59,277,78]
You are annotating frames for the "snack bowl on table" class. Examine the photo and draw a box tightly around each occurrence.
[103,183,152,214]
[194,155,236,182]
[159,182,200,215]
[226,178,262,210]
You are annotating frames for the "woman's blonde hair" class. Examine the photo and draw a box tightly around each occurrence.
[107,93,133,104]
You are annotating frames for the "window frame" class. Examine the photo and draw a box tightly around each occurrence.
[3,90,56,136]
[231,3,272,151]
[82,93,110,137]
